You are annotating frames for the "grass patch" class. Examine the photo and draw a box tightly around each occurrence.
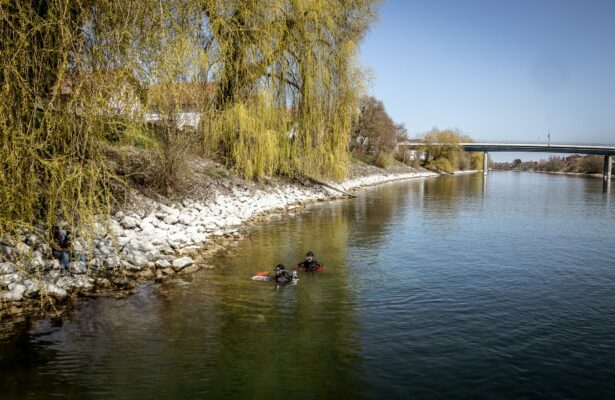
[120,125,161,148]
[373,153,395,169]
[202,164,230,180]
[362,154,375,165]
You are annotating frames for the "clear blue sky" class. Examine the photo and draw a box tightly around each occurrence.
[360,0,615,161]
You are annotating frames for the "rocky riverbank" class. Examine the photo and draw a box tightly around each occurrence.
[0,164,437,321]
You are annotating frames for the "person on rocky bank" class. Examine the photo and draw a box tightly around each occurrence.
[51,226,71,272]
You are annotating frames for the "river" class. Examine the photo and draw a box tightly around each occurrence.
[1,171,614,399]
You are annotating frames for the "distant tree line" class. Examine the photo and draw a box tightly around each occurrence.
[349,96,408,168]
[349,97,485,173]
[493,155,605,174]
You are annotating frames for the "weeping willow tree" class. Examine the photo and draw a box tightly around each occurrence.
[0,0,378,236]
[0,0,168,236]
[202,0,378,180]
[419,129,483,173]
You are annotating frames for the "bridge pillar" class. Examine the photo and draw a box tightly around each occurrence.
[605,155,612,180]
[483,152,489,175]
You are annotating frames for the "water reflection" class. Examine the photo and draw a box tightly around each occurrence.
[349,183,414,249]
[418,173,486,225]
[189,205,366,399]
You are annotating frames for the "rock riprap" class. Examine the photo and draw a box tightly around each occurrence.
[0,169,437,318]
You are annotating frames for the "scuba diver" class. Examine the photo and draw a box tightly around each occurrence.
[296,251,324,272]
[274,264,297,285]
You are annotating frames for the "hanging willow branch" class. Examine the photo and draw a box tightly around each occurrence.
[0,0,379,236]
[0,0,163,235]
[201,0,378,181]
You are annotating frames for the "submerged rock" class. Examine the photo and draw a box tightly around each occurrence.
[172,256,194,272]
[95,278,112,289]
[180,265,200,274]
[178,245,201,255]
[139,269,156,280]
[43,282,67,301]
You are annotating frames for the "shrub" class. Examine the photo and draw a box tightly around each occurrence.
[579,155,603,174]
[107,124,198,196]
[373,153,395,169]
[428,158,455,173]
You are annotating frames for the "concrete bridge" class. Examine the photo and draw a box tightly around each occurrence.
[396,141,615,180]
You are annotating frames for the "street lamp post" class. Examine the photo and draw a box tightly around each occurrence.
[547,115,551,147]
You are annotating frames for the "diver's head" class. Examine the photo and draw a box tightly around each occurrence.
[305,251,314,262]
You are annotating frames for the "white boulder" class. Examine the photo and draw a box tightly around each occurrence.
[0,262,15,275]
[2,283,26,301]
[43,282,67,301]
[163,214,179,225]
[120,216,140,229]
[172,256,194,272]
[155,259,171,268]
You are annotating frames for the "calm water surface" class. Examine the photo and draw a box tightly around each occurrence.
[1,172,615,399]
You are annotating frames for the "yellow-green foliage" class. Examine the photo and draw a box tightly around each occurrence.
[1,1,108,235]
[374,153,395,169]
[118,125,161,149]
[0,0,167,235]
[207,93,291,180]
[420,129,483,173]
[0,0,378,236]
[429,158,455,173]
[202,0,377,181]
[456,136,484,170]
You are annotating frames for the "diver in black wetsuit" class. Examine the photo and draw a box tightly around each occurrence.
[296,251,321,272]
[275,264,295,284]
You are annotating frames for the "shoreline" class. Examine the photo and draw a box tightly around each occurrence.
[493,169,612,179]
[0,166,438,324]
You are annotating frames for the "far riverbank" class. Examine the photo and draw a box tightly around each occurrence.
[494,169,612,180]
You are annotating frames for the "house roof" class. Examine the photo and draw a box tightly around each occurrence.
[55,69,146,103]
[147,81,217,111]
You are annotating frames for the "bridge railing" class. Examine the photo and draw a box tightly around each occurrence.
[398,140,615,146]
